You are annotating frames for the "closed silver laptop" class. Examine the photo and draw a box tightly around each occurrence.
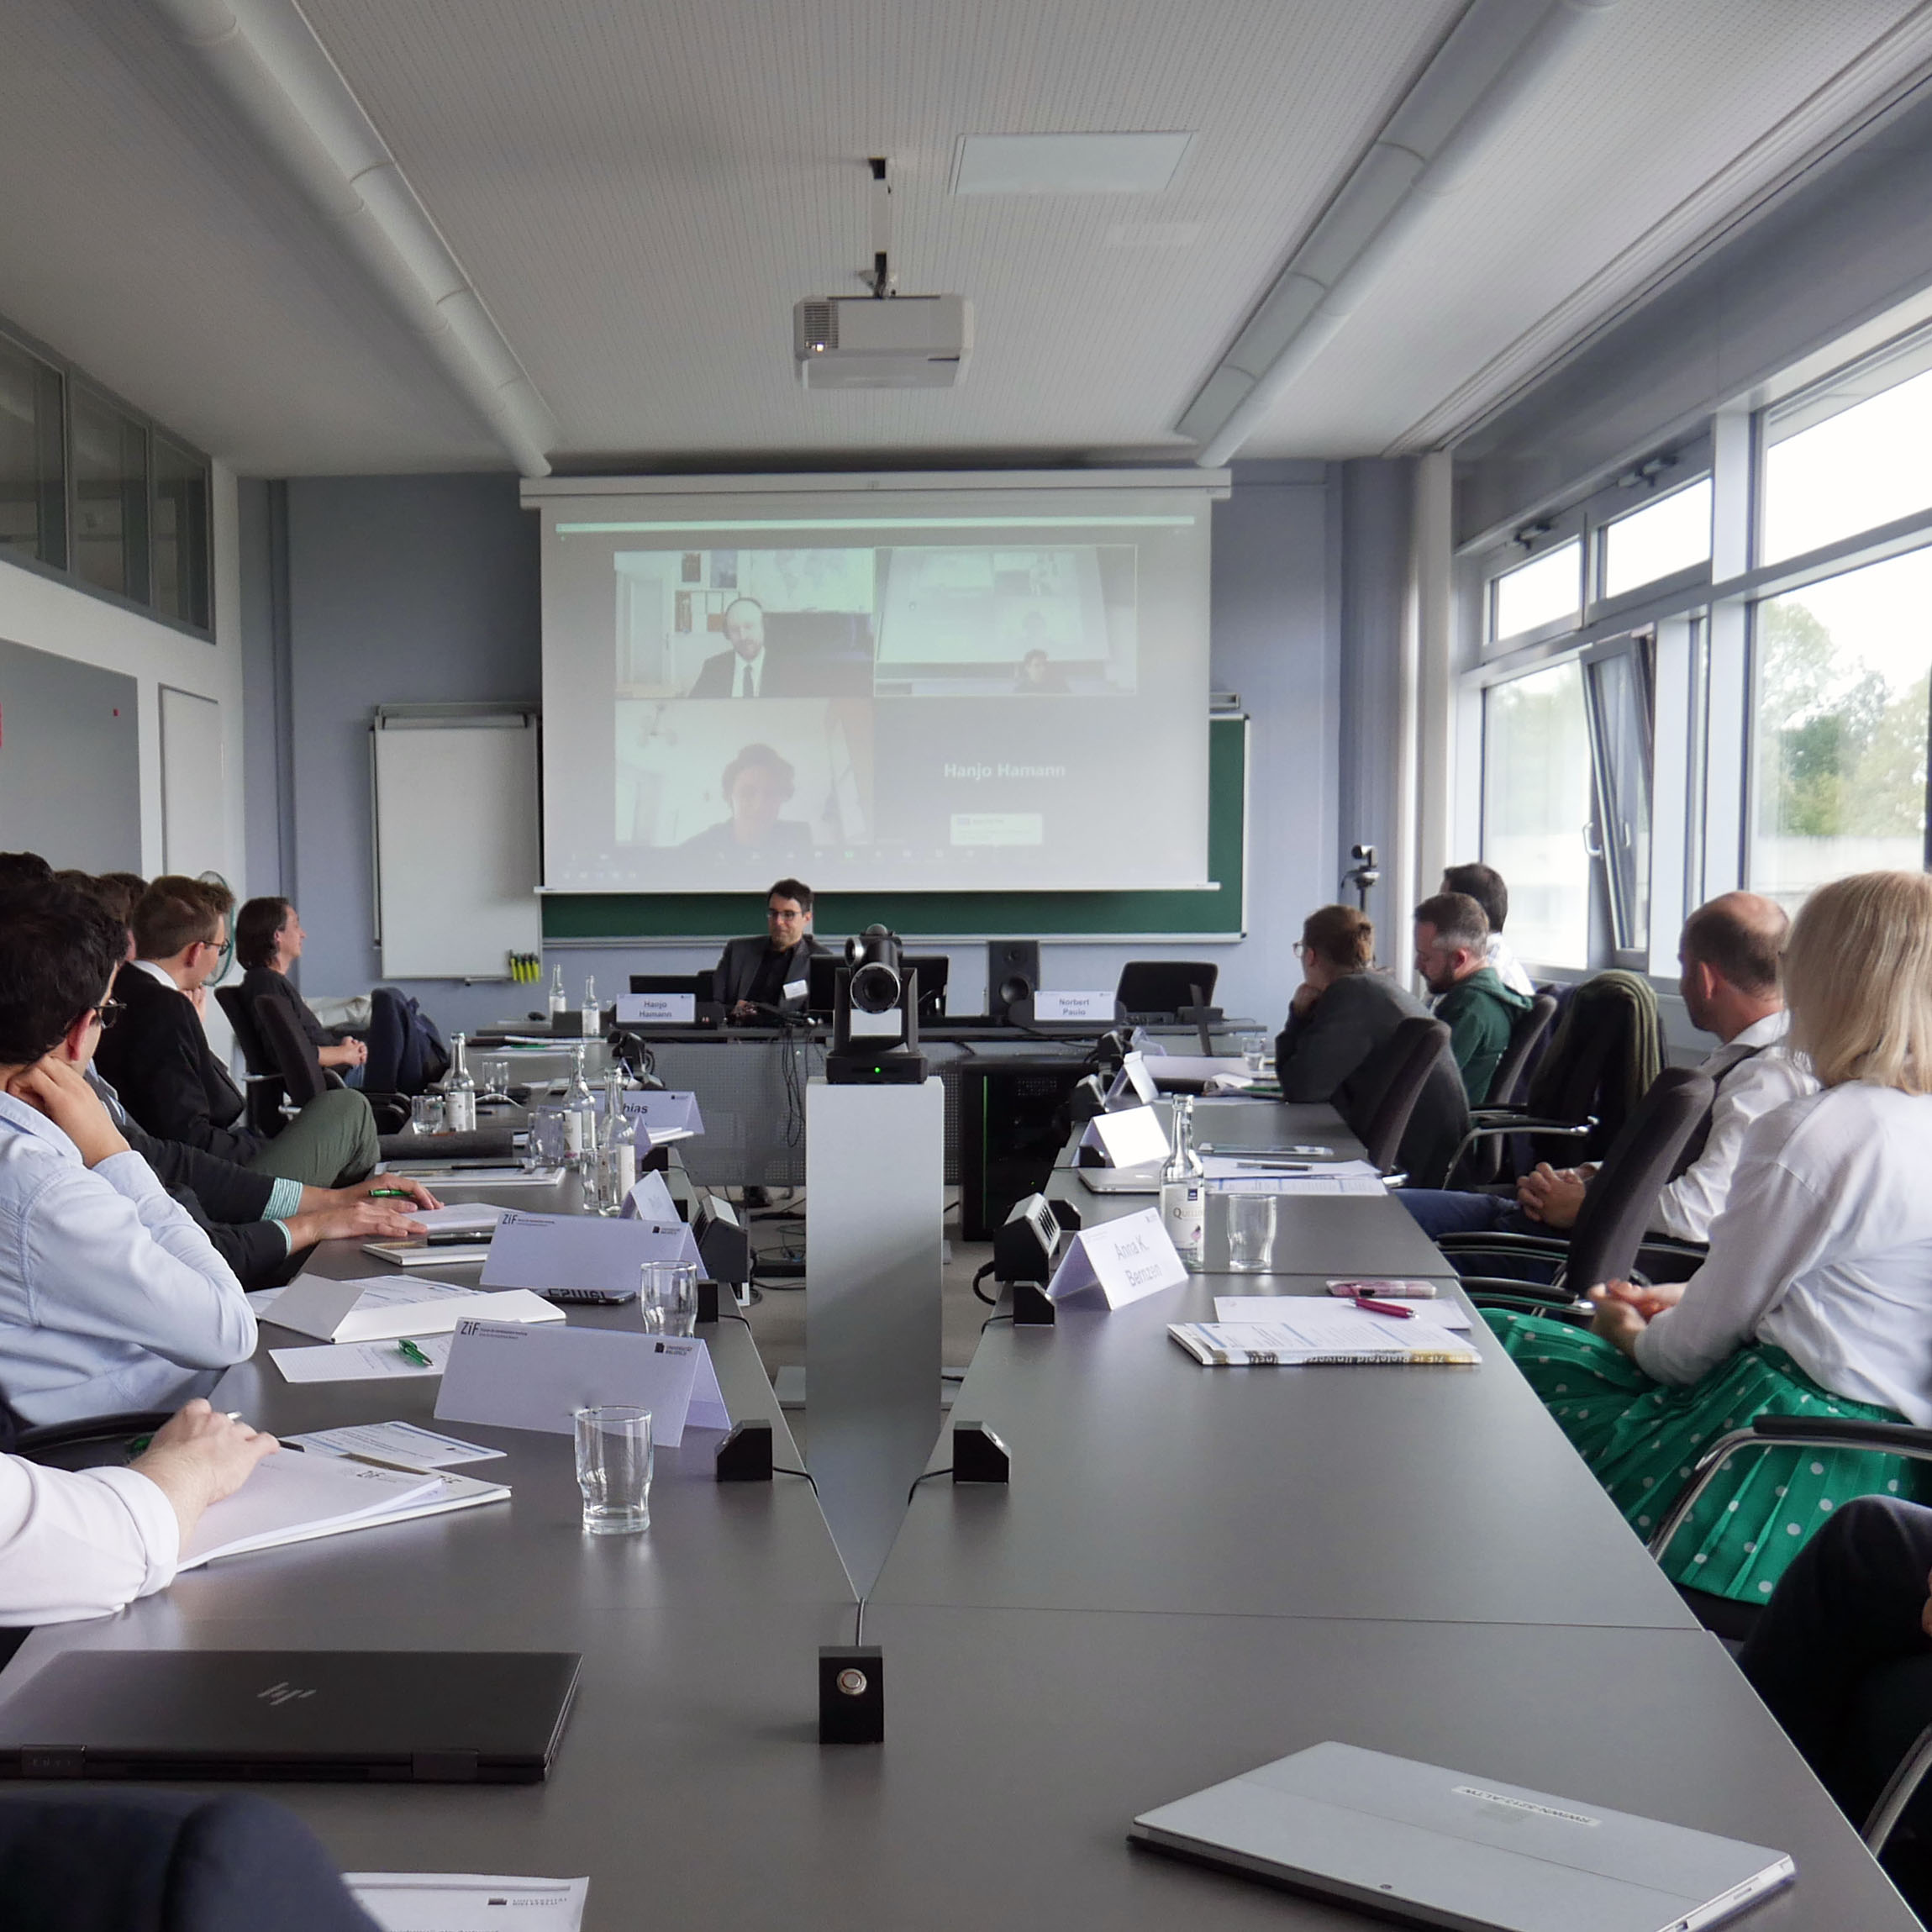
[1130,1741,1792,1932]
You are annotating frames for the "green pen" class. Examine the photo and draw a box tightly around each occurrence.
[395,1339,433,1368]
[367,1187,415,1200]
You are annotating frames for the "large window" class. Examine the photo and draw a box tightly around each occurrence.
[0,313,213,636]
[1749,548,1932,911]
[1482,661,1592,967]
[0,333,64,569]
[1762,357,1932,565]
[1492,539,1582,641]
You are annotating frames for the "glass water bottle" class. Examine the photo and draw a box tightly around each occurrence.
[443,1032,477,1134]
[548,963,567,1020]
[581,976,601,1039]
[596,1068,638,1213]
[563,1043,598,1168]
[1160,1094,1206,1269]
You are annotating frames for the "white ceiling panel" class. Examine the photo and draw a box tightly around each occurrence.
[0,0,1927,472]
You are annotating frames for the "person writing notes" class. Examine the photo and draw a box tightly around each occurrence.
[0,884,256,1424]
[1487,871,1932,1606]
[712,879,826,1024]
[0,1398,277,1624]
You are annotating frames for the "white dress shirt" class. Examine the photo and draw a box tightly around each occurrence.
[1652,1012,1816,1244]
[1635,1081,1932,1422]
[0,1456,178,1624]
[1484,934,1535,998]
[0,1092,255,1424]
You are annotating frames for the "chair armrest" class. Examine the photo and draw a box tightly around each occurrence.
[1457,1280,1589,1318]
[1435,1232,1572,1259]
[1866,1723,1932,1856]
[15,1410,176,1458]
[1647,1414,1932,1566]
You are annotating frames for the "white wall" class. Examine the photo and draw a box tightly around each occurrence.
[0,464,247,890]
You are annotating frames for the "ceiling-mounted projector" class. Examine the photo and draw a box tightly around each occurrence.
[793,295,972,389]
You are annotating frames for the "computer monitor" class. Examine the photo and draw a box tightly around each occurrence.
[629,971,712,998]
[1113,961,1219,1020]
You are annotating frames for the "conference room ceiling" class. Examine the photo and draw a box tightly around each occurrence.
[3,0,1930,474]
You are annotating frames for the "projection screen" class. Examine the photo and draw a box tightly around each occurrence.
[523,471,1228,894]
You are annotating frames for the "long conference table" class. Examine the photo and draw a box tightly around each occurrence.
[0,1101,1917,1928]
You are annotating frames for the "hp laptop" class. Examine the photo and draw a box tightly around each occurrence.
[1130,1741,1793,1932]
[0,1650,580,1785]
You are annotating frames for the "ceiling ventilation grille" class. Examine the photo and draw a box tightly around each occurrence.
[798,301,838,352]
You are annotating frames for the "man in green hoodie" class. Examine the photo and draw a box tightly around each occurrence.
[1412,892,1534,1106]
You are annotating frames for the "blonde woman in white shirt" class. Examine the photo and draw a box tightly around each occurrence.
[1487,871,1932,1608]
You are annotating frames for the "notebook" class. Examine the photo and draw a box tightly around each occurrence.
[1169,1308,1480,1366]
[1130,1741,1792,1932]
[0,1650,579,1783]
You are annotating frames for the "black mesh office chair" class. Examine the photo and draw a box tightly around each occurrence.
[1113,961,1219,1019]
[213,986,285,1136]
[1342,1016,1453,1175]
[1443,1066,1714,1303]
[1445,992,1559,1186]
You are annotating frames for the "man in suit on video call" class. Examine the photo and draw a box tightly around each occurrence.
[711,879,826,1024]
[689,598,802,698]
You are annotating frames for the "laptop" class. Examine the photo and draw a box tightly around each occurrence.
[1130,1742,1793,1932]
[1079,1162,1164,1194]
[0,1650,581,1785]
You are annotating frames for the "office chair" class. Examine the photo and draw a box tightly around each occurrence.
[0,1790,382,1932]
[251,997,331,1108]
[1441,1066,1714,1305]
[212,986,285,1136]
[1487,991,1558,1108]
[1113,961,1219,1021]
[1447,992,1559,1186]
[1345,1017,1453,1175]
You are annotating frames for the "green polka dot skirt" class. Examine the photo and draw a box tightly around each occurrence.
[1485,1310,1911,1604]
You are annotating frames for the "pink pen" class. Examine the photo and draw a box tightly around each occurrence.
[1348,1291,1414,1319]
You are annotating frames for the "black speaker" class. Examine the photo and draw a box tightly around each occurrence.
[987,940,1040,1024]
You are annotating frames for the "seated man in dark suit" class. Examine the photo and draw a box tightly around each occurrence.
[94,877,377,1189]
[688,597,802,698]
[234,897,368,1083]
[712,878,826,1024]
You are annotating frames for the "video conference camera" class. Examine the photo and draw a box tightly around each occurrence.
[824,924,930,1086]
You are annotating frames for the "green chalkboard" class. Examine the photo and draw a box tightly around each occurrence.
[542,714,1245,943]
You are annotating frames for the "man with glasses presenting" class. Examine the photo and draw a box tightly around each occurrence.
[96,877,378,1190]
[0,884,255,1424]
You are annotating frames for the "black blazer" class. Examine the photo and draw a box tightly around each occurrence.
[1276,970,1466,1188]
[240,966,344,1050]
[93,963,260,1165]
[712,935,825,1012]
[687,646,805,699]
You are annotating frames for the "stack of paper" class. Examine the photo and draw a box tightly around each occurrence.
[264,1275,563,1344]
[1202,1156,1385,1196]
[178,1451,508,1568]
[1213,1294,1470,1331]
[269,1334,455,1384]
[285,1420,506,1469]
[1170,1300,1481,1366]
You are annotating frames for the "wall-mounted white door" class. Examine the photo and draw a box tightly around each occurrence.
[159,686,226,879]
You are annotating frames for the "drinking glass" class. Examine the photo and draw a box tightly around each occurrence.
[1239,1032,1271,1076]
[1225,1191,1277,1271]
[573,1405,651,1535]
[640,1260,699,1336]
[481,1058,512,1103]
[408,1092,444,1134]
[524,1104,570,1173]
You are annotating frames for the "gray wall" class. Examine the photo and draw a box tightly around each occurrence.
[247,463,1343,1036]
[0,635,140,871]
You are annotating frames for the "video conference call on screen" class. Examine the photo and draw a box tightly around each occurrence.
[534,487,1216,894]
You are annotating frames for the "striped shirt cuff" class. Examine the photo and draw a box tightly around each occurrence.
[262,1176,303,1220]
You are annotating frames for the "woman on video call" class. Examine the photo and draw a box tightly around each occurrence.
[678,743,813,865]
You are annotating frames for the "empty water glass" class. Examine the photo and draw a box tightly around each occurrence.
[409,1092,444,1134]
[481,1058,512,1103]
[573,1405,651,1535]
[524,1104,570,1174]
[640,1260,699,1336]
[1225,1191,1277,1271]
[1239,1032,1271,1076]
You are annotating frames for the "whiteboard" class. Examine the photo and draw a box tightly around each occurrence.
[160,686,227,877]
[372,714,541,978]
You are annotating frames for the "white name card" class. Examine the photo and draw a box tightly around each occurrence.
[479,1210,701,1297]
[1046,1205,1188,1310]
[619,1170,679,1223]
[434,1320,729,1445]
[1034,991,1114,1023]
[782,977,810,1003]
[1078,1103,1171,1169]
[615,992,696,1024]
[621,1090,705,1140]
[1105,1050,1161,1108]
